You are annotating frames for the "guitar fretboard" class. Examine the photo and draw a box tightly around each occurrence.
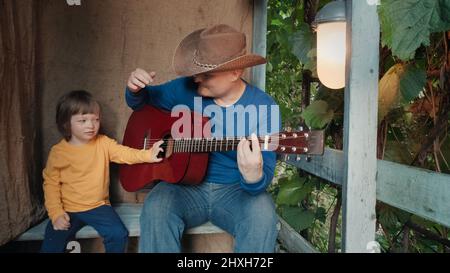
[173,137,257,153]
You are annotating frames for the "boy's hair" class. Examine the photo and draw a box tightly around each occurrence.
[56,90,101,140]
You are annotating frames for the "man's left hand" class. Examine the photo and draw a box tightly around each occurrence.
[237,133,263,183]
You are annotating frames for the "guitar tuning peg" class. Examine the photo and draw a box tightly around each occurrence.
[296,155,301,161]
[306,155,311,162]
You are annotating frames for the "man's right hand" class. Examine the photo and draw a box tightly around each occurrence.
[52,212,71,230]
[127,68,156,92]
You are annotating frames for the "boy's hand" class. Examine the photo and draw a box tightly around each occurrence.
[149,140,164,162]
[127,68,156,92]
[52,213,71,230]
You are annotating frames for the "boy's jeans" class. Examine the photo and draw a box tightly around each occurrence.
[139,181,278,253]
[40,205,128,253]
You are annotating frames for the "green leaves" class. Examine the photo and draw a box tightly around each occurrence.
[379,0,450,60]
[276,171,317,232]
[280,206,316,232]
[378,204,411,230]
[277,177,315,206]
[378,63,426,122]
[289,22,316,73]
[265,0,449,253]
[300,100,334,129]
[400,66,426,102]
[379,64,404,123]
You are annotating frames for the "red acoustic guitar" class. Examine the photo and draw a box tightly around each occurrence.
[119,105,324,192]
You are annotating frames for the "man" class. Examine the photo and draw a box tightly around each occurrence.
[125,24,280,252]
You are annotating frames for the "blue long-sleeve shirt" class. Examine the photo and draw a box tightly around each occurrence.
[125,77,280,195]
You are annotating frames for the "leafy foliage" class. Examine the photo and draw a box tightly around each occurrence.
[289,22,317,75]
[300,100,334,129]
[267,0,450,253]
[400,65,427,102]
[378,63,405,121]
[379,0,450,60]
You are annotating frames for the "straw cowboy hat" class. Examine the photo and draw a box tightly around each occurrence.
[172,24,266,76]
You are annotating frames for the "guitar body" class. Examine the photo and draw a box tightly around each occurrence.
[119,105,325,192]
[119,105,209,192]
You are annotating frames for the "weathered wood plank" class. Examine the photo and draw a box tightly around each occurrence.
[285,150,450,228]
[186,222,225,235]
[252,0,267,90]
[341,0,379,252]
[377,160,450,227]
[284,148,344,185]
[277,217,319,253]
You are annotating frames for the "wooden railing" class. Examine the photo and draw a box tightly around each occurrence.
[279,148,450,252]
[285,148,450,228]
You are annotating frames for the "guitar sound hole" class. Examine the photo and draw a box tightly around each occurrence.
[158,134,173,159]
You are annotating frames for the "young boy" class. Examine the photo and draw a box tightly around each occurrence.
[40,90,163,253]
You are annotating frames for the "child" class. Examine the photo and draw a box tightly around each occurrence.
[40,90,163,253]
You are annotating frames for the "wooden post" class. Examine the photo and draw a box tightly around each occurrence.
[252,0,267,90]
[342,0,380,252]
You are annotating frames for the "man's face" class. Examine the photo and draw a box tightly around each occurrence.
[193,71,237,98]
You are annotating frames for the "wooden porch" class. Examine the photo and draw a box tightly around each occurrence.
[2,0,449,253]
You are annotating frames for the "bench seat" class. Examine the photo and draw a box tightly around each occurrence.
[16,203,224,241]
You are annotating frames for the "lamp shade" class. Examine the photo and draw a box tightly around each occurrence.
[316,21,346,89]
[314,0,346,89]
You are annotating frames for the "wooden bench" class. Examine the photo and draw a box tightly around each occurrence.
[16,203,225,241]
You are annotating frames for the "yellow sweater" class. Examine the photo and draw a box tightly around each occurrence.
[43,134,153,222]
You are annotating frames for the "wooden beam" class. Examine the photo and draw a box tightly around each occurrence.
[285,150,450,229]
[252,0,267,90]
[342,0,379,252]
[377,160,450,227]
[284,148,344,185]
[277,217,319,253]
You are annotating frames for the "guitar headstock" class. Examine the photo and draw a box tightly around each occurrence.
[271,130,324,155]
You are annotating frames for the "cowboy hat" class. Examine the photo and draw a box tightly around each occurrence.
[172,24,266,76]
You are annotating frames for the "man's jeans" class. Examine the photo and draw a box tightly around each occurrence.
[139,181,278,253]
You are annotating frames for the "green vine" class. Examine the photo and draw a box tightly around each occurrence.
[267,0,450,253]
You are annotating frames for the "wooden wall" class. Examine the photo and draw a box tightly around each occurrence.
[37,0,254,252]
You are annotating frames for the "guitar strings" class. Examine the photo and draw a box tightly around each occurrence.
[140,136,311,147]
[137,135,310,143]
[141,143,312,149]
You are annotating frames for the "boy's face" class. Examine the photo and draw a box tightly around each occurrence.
[69,112,100,145]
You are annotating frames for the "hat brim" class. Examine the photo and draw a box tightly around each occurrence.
[172,28,266,77]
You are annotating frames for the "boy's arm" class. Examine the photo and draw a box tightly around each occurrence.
[42,150,66,223]
[104,136,162,164]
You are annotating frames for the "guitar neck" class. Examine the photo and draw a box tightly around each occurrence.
[142,130,324,155]
[172,137,256,153]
